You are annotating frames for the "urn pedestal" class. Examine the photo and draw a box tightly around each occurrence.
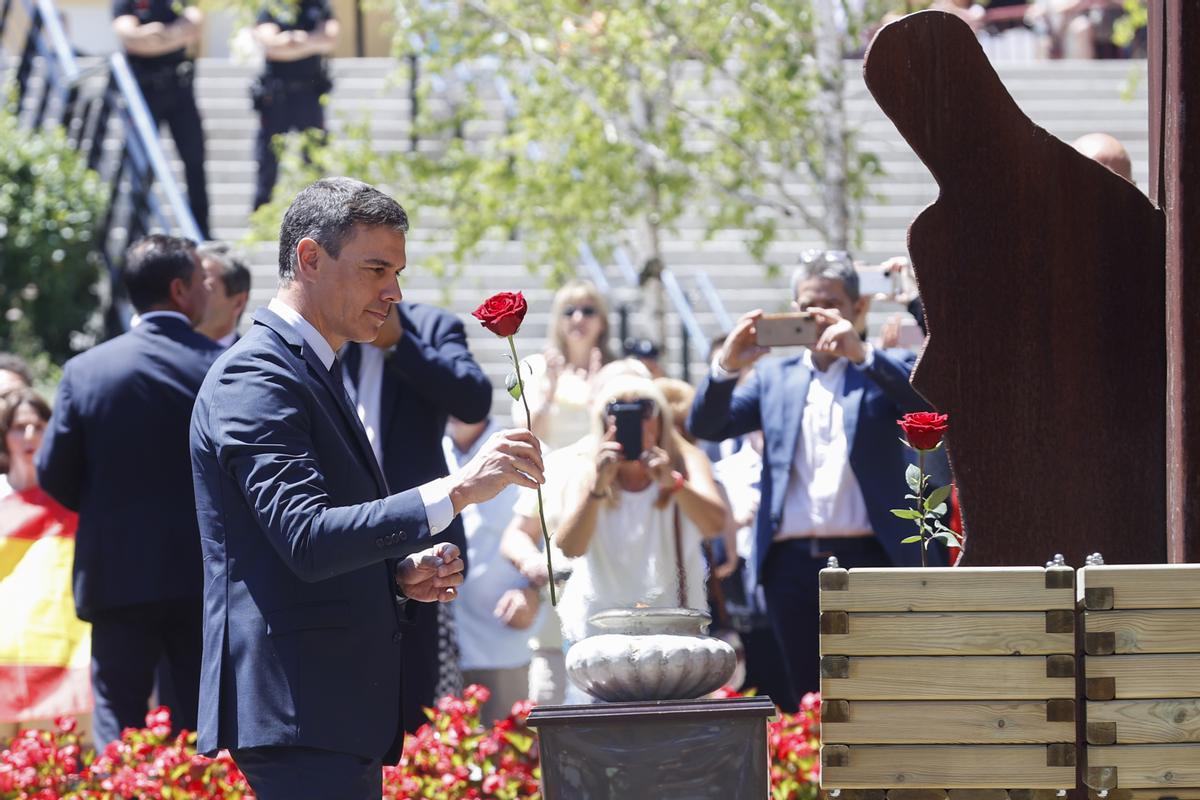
[527,696,776,800]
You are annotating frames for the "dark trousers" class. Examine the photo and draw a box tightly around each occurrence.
[136,71,210,238]
[232,746,382,800]
[760,536,890,712]
[89,596,203,747]
[253,87,325,210]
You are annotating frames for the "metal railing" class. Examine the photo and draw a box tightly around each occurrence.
[3,0,202,334]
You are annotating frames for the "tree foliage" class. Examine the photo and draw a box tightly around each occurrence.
[248,0,886,285]
[0,110,107,365]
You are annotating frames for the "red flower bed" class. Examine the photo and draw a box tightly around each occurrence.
[0,687,820,799]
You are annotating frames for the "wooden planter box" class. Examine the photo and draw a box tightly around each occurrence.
[819,566,1078,794]
[1081,564,1200,799]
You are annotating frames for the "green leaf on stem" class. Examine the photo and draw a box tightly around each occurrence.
[927,503,948,517]
[505,371,522,401]
[905,463,921,493]
[900,535,923,544]
[934,532,961,547]
[925,484,952,511]
[891,508,922,520]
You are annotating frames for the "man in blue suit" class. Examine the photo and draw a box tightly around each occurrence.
[189,177,543,799]
[341,301,492,731]
[689,249,940,709]
[37,234,221,746]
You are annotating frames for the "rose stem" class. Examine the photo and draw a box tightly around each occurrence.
[918,448,928,568]
[509,334,557,606]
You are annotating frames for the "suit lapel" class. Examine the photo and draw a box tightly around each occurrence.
[841,362,866,456]
[775,359,812,470]
[253,309,390,497]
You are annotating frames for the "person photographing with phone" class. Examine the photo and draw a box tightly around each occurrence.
[688,249,944,711]
[552,376,728,700]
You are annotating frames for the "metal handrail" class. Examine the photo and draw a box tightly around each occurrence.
[576,242,612,294]
[694,272,733,332]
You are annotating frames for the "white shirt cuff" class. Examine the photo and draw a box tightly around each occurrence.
[710,357,741,382]
[855,342,876,370]
[419,477,455,535]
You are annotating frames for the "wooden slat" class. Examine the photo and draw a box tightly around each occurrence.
[821,701,1074,744]
[1088,700,1200,743]
[821,613,1074,656]
[1079,565,1200,610]
[1086,744,1200,788]
[821,657,1075,701]
[819,745,1075,789]
[820,568,1075,613]
[1086,655,1200,699]
[1088,790,1200,800]
[1085,609,1200,654]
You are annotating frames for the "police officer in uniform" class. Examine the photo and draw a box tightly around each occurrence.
[112,0,211,238]
[251,0,338,210]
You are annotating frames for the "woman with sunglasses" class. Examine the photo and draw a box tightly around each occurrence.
[516,280,616,450]
[552,377,728,672]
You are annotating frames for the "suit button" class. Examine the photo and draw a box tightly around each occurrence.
[398,531,407,542]
[375,538,384,548]
[392,632,403,644]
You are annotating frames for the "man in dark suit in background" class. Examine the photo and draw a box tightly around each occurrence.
[689,249,941,708]
[189,177,543,799]
[342,302,492,731]
[196,242,251,348]
[37,234,220,746]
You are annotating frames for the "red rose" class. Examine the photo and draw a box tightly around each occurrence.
[898,411,949,451]
[472,292,528,338]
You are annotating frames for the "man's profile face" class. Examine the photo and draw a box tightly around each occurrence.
[198,258,240,337]
[180,254,211,326]
[793,276,862,336]
[0,370,27,395]
[312,224,406,346]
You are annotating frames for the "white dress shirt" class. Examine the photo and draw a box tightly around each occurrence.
[267,298,455,535]
[132,310,192,327]
[342,344,388,467]
[777,351,872,540]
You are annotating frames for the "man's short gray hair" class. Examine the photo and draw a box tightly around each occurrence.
[790,249,860,302]
[196,241,252,297]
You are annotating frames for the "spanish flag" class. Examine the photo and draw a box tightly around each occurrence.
[0,487,91,722]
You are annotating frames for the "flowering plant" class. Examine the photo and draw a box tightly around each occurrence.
[472,291,557,605]
[892,411,960,567]
[1,688,821,799]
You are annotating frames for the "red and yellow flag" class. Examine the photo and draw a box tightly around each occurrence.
[0,487,91,722]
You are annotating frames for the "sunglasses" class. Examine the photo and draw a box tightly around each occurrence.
[606,398,658,420]
[798,249,853,269]
[562,305,598,319]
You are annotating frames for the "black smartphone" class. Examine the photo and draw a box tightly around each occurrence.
[609,402,645,461]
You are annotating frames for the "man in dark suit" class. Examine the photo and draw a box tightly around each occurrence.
[195,242,251,348]
[189,177,543,799]
[342,301,492,731]
[689,249,942,708]
[36,234,220,746]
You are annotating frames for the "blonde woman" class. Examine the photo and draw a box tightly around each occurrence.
[553,376,728,646]
[515,280,616,449]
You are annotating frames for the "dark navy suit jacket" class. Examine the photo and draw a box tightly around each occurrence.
[190,307,447,763]
[37,314,223,621]
[688,348,943,576]
[344,301,492,732]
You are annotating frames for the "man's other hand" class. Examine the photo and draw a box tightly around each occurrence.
[448,429,544,515]
[809,307,867,364]
[717,310,769,373]
[397,542,464,602]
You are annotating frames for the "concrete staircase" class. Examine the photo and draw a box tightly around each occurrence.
[172,57,1149,418]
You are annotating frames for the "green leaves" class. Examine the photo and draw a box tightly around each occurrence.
[890,509,922,521]
[924,483,952,512]
[900,535,923,544]
[905,463,922,494]
[0,110,106,364]
[505,370,523,401]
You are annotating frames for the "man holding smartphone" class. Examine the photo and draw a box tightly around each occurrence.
[688,249,943,710]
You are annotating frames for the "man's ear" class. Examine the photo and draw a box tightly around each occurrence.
[853,295,871,323]
[168,276,189,309]
[232,291,250,318]
[295,237,322,281]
